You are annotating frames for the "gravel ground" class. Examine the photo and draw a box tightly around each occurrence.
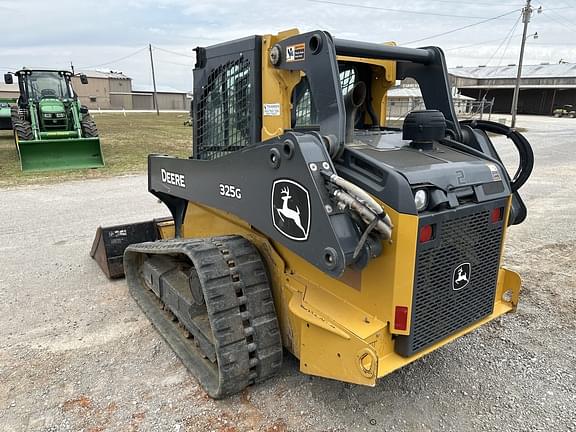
[0,115,574,432]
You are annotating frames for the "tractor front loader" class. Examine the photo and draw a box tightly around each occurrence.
[4,70,104,172]
[91,29,534,398]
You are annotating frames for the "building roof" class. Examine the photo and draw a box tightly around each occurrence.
[387,87,423,98]
[77,70,131,80]
[132,84,188,94]
[387,86,474,100]
[449,63,576,80]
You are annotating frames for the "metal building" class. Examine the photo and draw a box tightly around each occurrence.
[131,85,188,110]
[73,70,133,109]
[450,63,576,115]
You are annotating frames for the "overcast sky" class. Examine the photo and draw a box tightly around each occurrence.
[1,0,575,91]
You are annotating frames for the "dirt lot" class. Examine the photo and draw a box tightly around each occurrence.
[0,112,191,187]
[0,115,574,431]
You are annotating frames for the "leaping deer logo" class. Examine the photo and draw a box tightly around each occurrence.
[455,268,469,284]
[271,180,310,241]
[276,187,305,236]
[452,263,471,290]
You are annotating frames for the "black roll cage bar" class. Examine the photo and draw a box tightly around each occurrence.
[271,32,462,144]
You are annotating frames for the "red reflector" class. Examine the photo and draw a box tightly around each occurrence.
[491,207,503,223]
[419,224,433,243]
[394,306,408,331]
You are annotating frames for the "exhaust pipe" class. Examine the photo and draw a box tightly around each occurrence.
[344,81,367,144]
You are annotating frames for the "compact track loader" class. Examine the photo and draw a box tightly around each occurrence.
[4,69,104,172]
[91,29,534,398]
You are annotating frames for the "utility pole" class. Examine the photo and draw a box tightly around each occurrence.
[511,0,532,129]
[149,43,160,116]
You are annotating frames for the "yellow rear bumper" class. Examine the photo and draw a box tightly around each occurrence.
[376,268,521,378]
[292,267,521,386]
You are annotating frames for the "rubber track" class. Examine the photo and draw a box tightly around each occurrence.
[124,236,283,398]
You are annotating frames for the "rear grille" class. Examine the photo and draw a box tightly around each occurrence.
[395,200,506,357]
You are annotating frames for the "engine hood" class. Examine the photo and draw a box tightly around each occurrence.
[349,130,507,190]
[39,98,65,114]
[337,130,511,215]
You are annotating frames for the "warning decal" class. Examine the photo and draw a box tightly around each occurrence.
[263,103,281,116]
[286,43,305,62]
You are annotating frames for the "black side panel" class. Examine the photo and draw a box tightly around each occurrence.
[148,133,361,278]
[461,126,527,225]
[336,147,417,215]
[193,36,262,160]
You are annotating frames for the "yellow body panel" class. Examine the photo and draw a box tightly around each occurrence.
[261,29,302,141]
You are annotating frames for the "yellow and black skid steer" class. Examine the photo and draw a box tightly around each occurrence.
[91,29,534,398]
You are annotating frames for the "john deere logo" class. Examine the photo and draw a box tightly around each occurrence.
[453,263,471,291]
[271,179,310,241]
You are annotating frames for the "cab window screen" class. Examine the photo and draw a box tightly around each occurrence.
[196,58,251,160]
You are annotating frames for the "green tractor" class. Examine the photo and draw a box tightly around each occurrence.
[0,98,15,130]
[4,69,104,172]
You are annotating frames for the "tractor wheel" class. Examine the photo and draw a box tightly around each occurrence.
[81,113,99,138]
[12,118,33,141]
[10,105,20,122]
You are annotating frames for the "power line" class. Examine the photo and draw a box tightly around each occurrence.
[444,34,517,51]
[495,24,520,67]
[153,45,195,59]
[307,0,493,19]
[538,0,576,12]
[541,10,576,33]
[158,59,195,67]
[77,47,148,70]
[402,8,520,45]
[486,15,521,66]
[420,0,524,6]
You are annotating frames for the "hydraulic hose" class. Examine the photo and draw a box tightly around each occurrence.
[460,119,534,193]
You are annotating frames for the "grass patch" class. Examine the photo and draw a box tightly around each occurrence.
[0,112,192,187]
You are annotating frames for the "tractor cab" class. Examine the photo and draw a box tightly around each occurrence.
[12,70,88,132]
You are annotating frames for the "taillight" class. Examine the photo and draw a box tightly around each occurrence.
[491,207,504,223]
[394,306,408,331]
[419,224,434,243]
